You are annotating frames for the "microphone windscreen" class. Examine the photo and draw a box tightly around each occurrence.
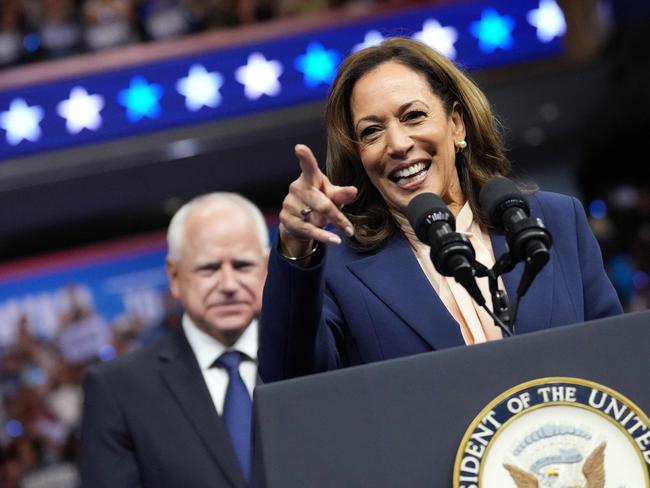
[479,176,530,223]
[406,193,453,244]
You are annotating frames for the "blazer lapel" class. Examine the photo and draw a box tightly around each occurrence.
[489,207,553,336]
[347,234,465,350]
[158,329,246,488]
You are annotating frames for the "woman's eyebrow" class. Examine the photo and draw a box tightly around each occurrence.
[354,99,428,131]
[396,99,427,113]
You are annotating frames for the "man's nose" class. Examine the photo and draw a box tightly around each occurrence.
[218,266,239,293]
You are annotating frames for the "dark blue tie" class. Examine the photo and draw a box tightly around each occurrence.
[214,351,252,482]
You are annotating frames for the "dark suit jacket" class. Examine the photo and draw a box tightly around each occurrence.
[259,191,623,382]
[80,327,248,488]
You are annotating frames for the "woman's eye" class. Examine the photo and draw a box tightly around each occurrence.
[403,110,426,121]
[359,126,380,141]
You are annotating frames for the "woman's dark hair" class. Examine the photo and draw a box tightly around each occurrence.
[325,37,510,251]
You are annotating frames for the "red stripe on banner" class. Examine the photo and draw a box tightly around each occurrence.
[0,231,168,282]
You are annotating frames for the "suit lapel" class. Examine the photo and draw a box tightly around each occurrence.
[489,199,553,335]
[346,234,465,350]
[158,330,246,488]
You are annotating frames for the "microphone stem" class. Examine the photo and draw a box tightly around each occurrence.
[482,304,513,337]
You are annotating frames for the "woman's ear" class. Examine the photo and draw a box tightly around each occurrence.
[450,101,466,141]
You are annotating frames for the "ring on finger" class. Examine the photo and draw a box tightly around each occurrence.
[300,206,313,221]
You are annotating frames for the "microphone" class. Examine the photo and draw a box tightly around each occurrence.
[406,193,485,307]
[479,177,552,299]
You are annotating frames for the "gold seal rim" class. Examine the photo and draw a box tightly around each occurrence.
[452,376,650,487]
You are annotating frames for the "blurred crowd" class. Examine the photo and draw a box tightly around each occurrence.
[0,0,405,67]
[587,183,650,313]
[0,284,182,488]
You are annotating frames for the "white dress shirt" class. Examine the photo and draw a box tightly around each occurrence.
[182,314,258,415]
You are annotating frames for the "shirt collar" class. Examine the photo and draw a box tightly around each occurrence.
[454,201,475,236]
[182,314,258,370]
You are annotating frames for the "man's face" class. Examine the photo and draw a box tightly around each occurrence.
[166,206,267,346]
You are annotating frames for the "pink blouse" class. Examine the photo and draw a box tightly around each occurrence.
[394,202,503,345]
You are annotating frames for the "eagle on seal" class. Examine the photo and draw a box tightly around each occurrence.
[503,441,606,488]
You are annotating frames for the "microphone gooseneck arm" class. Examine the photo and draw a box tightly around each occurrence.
[479,177,554,332]
[407,192,513,335]
[473,261,513,336]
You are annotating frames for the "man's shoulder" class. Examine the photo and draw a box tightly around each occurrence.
[86,330,179,384]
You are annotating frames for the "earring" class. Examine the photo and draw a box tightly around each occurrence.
[455,140,467,154]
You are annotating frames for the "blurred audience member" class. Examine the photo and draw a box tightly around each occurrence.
[110,313,145,355]
[46,361,83,435]
[197,0,273,29]
[0,437,43,488]
[38,0,83,57]
[0,0,24,66]
[137,289,182,344]
[83,0,138,50]
[139,0,193,39]
[56,286,111,365]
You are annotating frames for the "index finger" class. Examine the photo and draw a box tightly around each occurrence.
[295,144,323,187]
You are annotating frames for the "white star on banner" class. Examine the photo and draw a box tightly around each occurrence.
[57,86,105,134]
[413,19,458,59]
[0,98,44,145]
[235,53,283,100]
[527,0,566,43]
[353,30,385,52]
[176,64,224,111]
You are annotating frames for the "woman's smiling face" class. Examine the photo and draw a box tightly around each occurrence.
[350,61,466,215]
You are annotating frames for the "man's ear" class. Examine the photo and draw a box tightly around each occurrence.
[165,258,180,299]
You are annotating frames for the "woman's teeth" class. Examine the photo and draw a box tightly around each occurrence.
[390,162,429,183]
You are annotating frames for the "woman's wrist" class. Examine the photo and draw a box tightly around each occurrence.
[279,241,320,262]
[278,227,314,257]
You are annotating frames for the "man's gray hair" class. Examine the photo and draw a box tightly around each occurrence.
[166,192,269,262]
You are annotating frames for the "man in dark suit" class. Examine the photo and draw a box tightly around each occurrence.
[80,192,269,488]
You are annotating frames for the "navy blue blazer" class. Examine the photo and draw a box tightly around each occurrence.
[80,327,248,488]
[259,192,622,383]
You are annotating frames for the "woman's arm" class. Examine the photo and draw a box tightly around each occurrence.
[258,241,344,382]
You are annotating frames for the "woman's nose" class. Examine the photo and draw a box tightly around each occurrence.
[385,124,413,158]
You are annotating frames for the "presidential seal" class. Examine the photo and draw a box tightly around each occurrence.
[453,377,650,488]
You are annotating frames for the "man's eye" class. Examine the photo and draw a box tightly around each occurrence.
[197,265,219,275]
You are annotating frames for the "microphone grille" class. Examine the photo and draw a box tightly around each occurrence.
[479,176,529,223]
[406,193,454,244]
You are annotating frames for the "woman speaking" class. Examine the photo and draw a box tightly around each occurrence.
[258,37,621,382]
